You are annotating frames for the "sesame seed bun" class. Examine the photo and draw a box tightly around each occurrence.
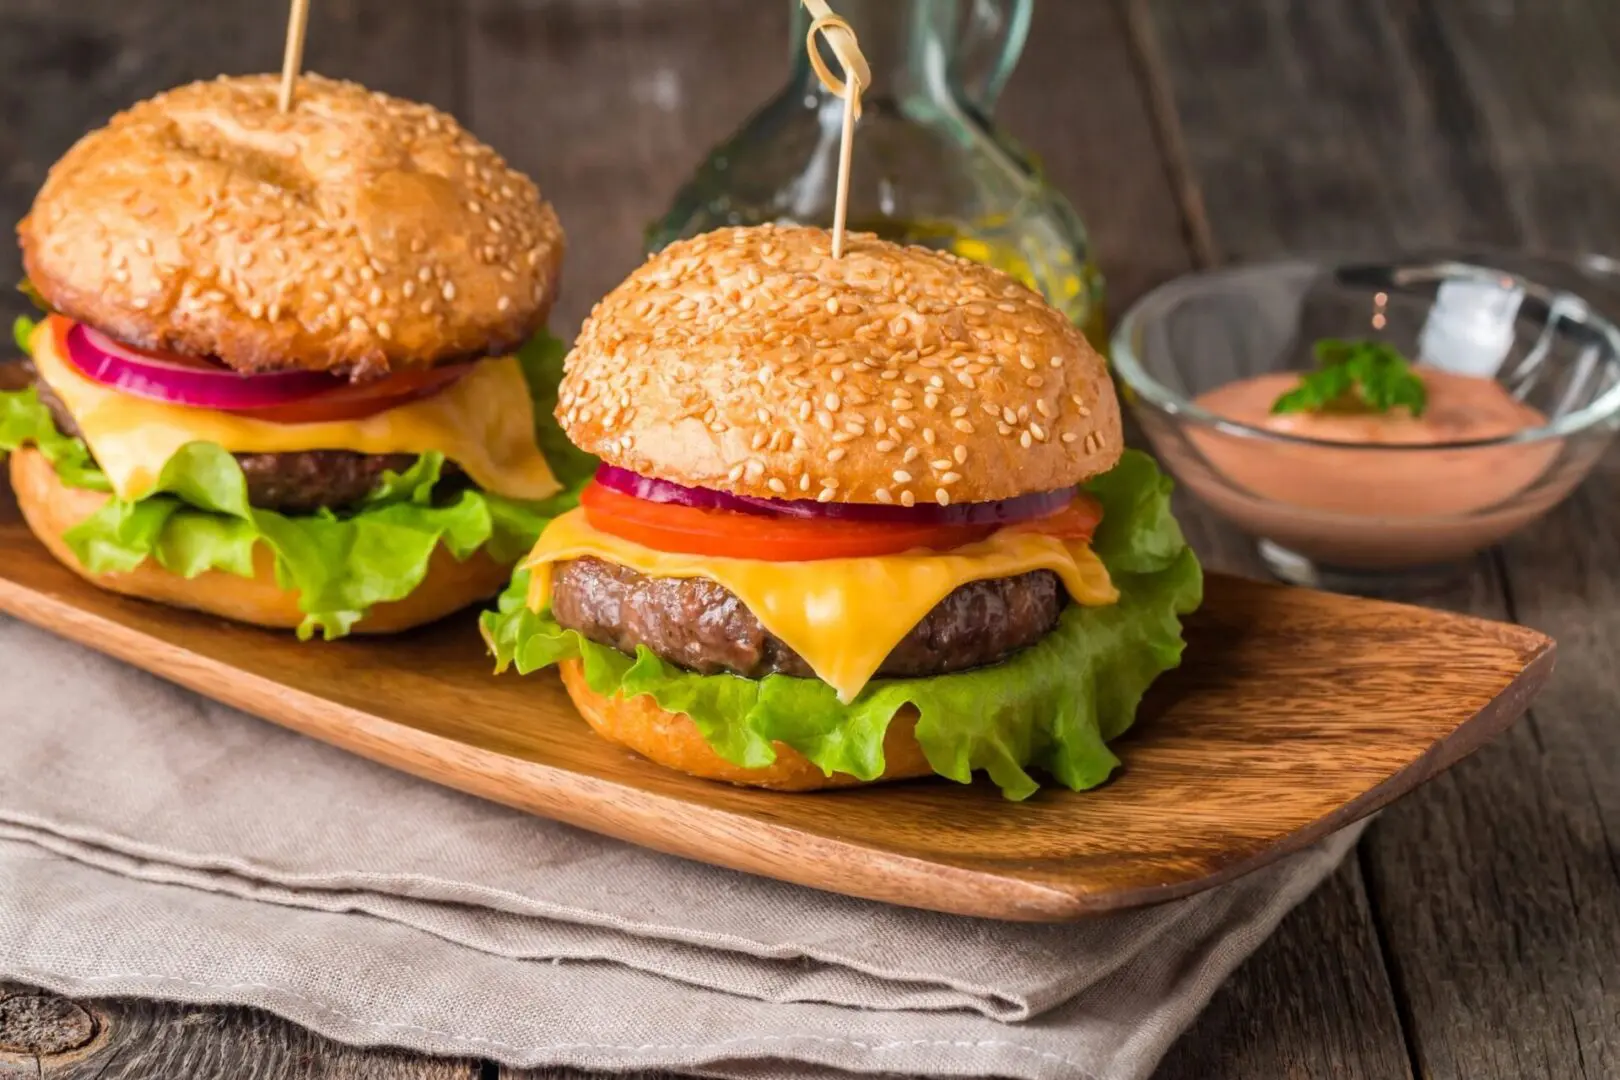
[10,447,512,632]
[558,224,1121,507]
[19,74,564,380]
[559,659,933,791]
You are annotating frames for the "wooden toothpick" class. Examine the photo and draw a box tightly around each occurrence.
[802,0,870,259]
[278,0,312,113]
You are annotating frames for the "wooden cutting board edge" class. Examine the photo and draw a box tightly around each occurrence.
[0,571,1557,921]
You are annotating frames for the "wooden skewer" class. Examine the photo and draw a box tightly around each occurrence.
[802,0,870,259]
[278,0,312,113]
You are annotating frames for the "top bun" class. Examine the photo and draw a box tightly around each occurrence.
[559,224,1121,507]
[19,74,565,380]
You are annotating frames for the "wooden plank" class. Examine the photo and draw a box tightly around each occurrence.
[1134,1,1620,1079]
[0,982,478,1079]
[463,0,786,339]
[1369,3,1620,1079]
[0,482,1556,919]
[1153,861,1413,1080]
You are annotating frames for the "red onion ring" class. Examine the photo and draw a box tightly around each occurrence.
[67,324,343,409]
[595,465,1075,525]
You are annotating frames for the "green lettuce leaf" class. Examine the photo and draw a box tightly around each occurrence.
[0,328,589,639]
[481,449,1203,800]
[0,385,111,492]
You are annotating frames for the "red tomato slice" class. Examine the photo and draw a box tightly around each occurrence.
[233,365,472,424]
[1001,492,1103,542]
[579,481,1004,560]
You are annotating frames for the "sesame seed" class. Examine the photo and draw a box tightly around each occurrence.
[1061,432,1079,444]
[728,464,746,482]
[930,458,951,470]
[876,439,897,452]
[953,445,968,464]
[443,282,457,301]
[941,471,962,484]
[817,488,836,503]
[1050,355,1064,368]
[1036,399,1053,418]
[900,490,916,507]
[954,419,975,434]
[827,447,847,462]
[875,488,894,504]
[893,470,913,483]
[935,489,951,506]
[767,478,788,494]
[902,447,919,464]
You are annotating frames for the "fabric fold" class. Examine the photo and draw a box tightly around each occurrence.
[0,613,1360,1078]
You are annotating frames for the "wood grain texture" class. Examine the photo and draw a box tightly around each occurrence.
[1133,1,1620,1078]
[0,982,478,1080]
[0,489,1553,921]
[1151,861,1414,1080]
[464,0,786,340]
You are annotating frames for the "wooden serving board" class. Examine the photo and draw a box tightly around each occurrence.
[0,490,1554,921]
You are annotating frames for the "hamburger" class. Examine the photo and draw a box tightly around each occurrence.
[0,74,591,637]
[484,224,1202,799]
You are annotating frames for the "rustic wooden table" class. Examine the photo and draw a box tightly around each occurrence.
[2,1,1616,1077]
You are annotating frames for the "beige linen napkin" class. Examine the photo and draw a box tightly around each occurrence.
[0,614,1361,1079]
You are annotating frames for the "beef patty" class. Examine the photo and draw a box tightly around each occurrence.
[32,372,463,514]
[550,556,1066,681]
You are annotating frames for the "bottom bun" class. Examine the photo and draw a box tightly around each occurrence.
[559,657,936,791]
[11,447,512,634]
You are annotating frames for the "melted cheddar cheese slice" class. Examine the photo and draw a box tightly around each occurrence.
[31,323,560,503]
[522,509,1119,702]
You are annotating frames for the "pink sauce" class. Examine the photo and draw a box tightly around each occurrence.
[1168,368,1568,568]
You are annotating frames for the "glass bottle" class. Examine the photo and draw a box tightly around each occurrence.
[647,0,1106,345]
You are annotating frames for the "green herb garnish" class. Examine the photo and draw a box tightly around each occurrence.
[1270,339,1427,418]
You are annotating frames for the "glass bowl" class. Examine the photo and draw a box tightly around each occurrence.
[1111,257,1620,592]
